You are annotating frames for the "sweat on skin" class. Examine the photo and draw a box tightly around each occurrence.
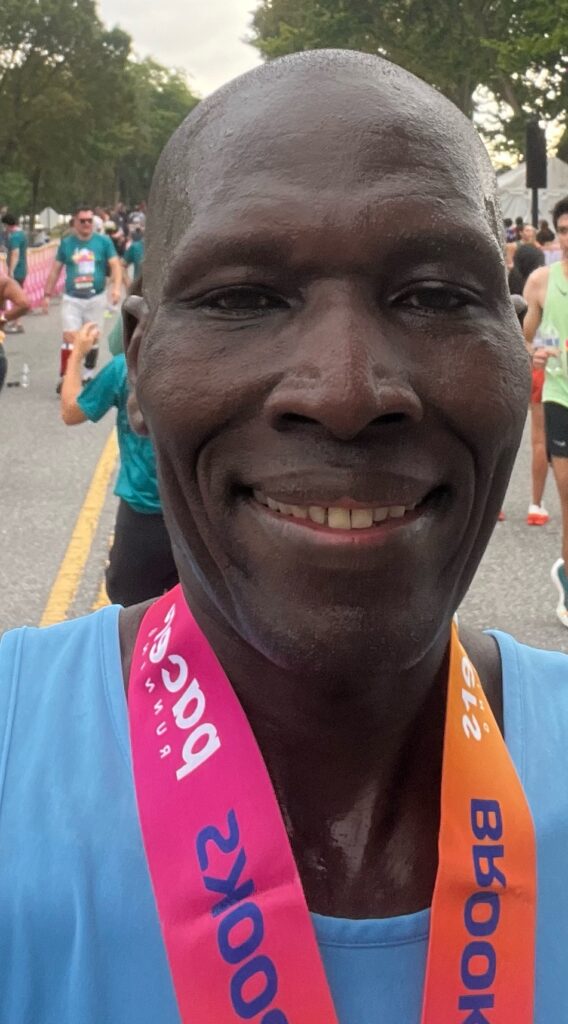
[121,50,529,921]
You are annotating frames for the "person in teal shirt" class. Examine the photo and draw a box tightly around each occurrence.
[43,206,122,390]
[123,228,144,284]
[60,322,177,606]
[1,213,28,333]
[2,50,566,1024]
[55,230,116,299]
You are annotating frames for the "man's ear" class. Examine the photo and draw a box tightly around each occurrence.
[123,295,150,437]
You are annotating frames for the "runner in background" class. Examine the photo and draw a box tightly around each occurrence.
[60,321,178,605]
[122,228,144,288]
[0,276,30,393]
[42,205,121,392]
[524,196,568,625]
[508,244,549,525]
[1,50,565,1023]
[1,213,28,334]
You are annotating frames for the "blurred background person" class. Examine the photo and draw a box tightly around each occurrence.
[1,213,28,334]
[509,244,550,526]
[60,322,178,605]
[0,276,30,393]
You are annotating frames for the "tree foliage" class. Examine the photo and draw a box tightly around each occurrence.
[250,0,568,159]
[0,0,199,223]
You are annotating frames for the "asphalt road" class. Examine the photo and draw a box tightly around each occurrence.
[0,299,118,633]
[1,305,567,655]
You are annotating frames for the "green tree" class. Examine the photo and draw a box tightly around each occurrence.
[250,0,568,158]
[116,59,200,205]
[0,0,199,228]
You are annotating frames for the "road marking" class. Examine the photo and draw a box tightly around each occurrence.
[40,430,118,627]
[92,576,110,611]
[91,531,114,610]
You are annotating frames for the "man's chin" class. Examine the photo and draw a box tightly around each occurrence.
[232,594,453,683]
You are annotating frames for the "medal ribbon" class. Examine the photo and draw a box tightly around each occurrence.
[129,586,536,1023]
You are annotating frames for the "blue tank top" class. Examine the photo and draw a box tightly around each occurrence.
[0,608,567,1022]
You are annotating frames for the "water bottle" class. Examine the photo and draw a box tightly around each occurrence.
[540,324,562,376]
[20,363,30,389]
[540,323,560,349]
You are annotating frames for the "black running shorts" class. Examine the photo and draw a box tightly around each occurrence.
[544,401,568,459]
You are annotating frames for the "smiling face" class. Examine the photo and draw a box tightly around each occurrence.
[129,54,529,678]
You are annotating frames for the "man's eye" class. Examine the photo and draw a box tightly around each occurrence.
[196,288,288,317]
[396,286,473,313]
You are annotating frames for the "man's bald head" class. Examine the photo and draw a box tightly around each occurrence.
[144,49,499,308]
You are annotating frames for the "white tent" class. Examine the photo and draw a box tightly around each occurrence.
[497,157,568,223]
[497,155,568,224]
[37,206,66,230]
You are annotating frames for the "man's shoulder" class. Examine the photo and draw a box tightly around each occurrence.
[530,264,550,284]
[525,264,550,297]
[58,234,75,256]
[0,607,121,684]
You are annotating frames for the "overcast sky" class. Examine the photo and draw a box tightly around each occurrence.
[97,0,262,96]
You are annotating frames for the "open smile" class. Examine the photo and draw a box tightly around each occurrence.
[245,486,447,543]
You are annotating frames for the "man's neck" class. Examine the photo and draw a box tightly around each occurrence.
[119,598,502,917]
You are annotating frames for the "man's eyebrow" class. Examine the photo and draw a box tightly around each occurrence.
[165,233,296,289]
[164,219,502,292]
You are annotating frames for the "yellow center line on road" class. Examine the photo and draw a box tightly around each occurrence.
[39,430,119,627]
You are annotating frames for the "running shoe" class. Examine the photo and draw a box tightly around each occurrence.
[551,558,568,628]
[527,503,550,525]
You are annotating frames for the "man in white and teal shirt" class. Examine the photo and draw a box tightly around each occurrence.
[524,196,568,625]
[43,205,122,390]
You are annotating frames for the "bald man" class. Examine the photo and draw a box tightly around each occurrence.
[0,51,562,1023]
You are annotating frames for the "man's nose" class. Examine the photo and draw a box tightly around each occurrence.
[265,294,424,441]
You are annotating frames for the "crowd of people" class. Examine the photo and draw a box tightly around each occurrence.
[0,201,175,606]
[3,48,568,1023]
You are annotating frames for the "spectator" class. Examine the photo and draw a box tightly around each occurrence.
[508,243,545,295]
[1,213,28,334]
[504,217,517,243]
[520,224,539,246]
[537,219,556,246]
[122,228,144,287]
[112,201,129,236]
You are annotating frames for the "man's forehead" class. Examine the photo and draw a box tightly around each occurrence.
[146,52,498,297]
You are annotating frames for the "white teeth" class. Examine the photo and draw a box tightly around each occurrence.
[351,508,374,529]
[328,508,351,529]
[373,508,389,522]
[253,491,416,528]
[308,505,326,524]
